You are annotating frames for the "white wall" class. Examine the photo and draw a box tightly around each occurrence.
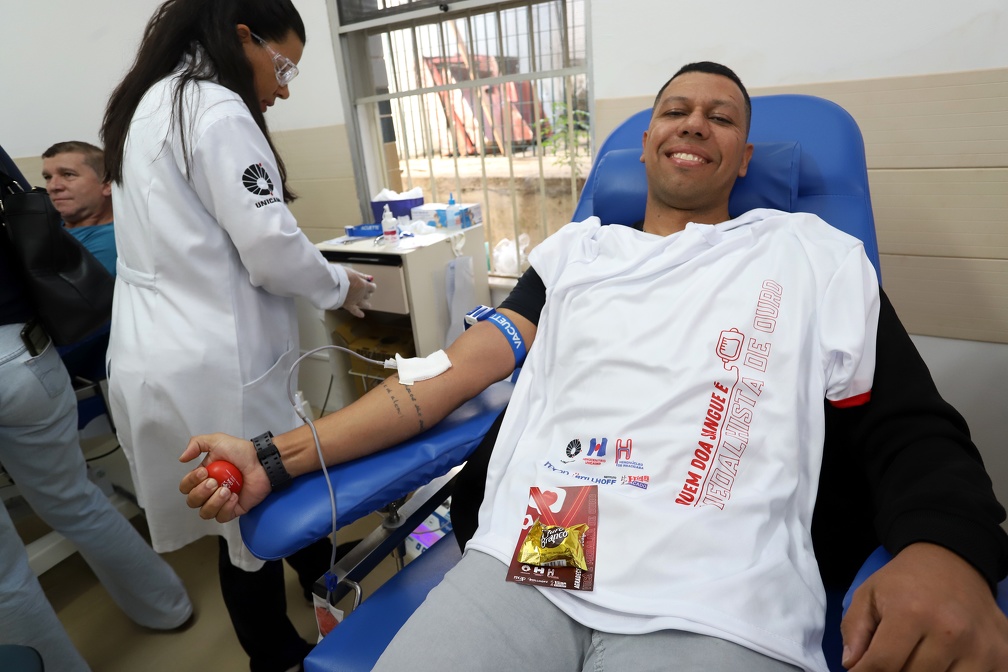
[6,0,1004,165]
[911,336,1008,510]
[0,0,344,159]
[590,0,1008,99]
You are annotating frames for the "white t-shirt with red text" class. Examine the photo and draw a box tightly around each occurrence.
[467,209,880,672]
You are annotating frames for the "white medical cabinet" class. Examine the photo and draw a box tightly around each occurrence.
[317,226,491,395]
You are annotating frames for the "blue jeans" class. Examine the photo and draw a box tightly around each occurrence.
[0,323,192,672]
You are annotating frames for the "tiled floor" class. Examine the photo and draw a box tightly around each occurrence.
[17,437,400,672]
[38,508,397,672]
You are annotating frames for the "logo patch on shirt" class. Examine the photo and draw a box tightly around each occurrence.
[614,438,644,469]
[621,474,649,489]
[583,438,606,465]
[242,163,280,207]
[559,436,647,470]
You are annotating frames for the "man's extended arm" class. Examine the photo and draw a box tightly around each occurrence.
[179,309,537,522]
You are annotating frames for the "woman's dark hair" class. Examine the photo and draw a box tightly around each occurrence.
[101,0,306,202]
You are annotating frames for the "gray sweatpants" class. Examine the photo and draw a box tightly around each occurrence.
[374,549,802,671]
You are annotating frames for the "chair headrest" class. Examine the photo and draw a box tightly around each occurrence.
[592,141,801,226]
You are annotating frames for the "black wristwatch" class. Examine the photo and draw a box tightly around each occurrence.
[251,431,292,491]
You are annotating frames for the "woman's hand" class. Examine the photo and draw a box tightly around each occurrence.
[179,433,271,523]
[342,268,377,318]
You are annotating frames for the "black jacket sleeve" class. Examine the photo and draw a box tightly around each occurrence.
[499,266,547,325]
[814,290,1008,590]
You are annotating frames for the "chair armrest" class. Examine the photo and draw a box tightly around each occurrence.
[239,379,514,560]
[304,531,463,672]
[842,545,891,615]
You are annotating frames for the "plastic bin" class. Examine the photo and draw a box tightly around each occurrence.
[370,197,423,224]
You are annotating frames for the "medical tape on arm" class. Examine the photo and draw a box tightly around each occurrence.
[395,350,451,385]
[464,305,527,367]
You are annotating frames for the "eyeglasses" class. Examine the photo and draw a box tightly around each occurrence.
[250,31,299,87]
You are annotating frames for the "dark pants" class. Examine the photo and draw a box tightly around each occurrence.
[218,536,333,672]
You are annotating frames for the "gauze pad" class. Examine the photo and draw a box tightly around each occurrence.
[395,350,452,385]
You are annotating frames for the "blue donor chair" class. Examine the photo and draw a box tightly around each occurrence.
[0,644,44,672]
[241,94,921,671]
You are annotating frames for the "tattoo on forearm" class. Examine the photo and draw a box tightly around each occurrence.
[405,385,425,431]
[382,383,403,417]
[382,382,425,431]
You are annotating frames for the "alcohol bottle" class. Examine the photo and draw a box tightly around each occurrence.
[381,204,399,244]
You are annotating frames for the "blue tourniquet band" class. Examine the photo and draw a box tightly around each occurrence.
[464,305,527,367]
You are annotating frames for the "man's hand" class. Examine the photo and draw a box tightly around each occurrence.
[179,433,271,523]
[842,542,1008,671]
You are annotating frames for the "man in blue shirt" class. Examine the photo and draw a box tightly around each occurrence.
[41,141,116,276]
[40,141,116,382]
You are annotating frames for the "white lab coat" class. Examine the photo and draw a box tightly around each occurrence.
[108,74,349,570]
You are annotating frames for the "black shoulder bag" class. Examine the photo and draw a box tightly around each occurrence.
[0,168,114,345]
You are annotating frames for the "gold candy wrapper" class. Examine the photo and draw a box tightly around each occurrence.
[518,519,589,570]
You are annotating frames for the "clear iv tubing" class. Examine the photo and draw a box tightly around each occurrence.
[285,344,395,599]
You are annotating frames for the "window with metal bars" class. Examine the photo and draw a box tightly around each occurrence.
[336,0,591,276]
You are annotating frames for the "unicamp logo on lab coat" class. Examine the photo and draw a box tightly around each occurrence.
[242,163,281,207]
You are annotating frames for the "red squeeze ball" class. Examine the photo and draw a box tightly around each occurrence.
[206,460,243,495]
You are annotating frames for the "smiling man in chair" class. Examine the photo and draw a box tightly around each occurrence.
[181,62,1008,672]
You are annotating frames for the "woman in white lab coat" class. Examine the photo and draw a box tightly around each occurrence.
[100,1,374,669]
